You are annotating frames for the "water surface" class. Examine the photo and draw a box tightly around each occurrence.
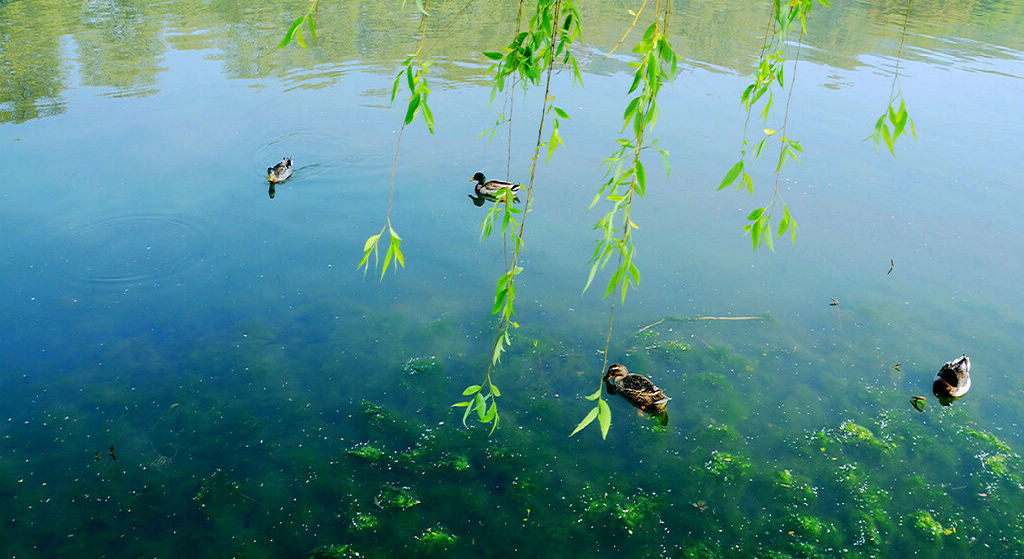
[2,0,1024,557]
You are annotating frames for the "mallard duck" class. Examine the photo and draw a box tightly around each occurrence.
[604,363,671,414]
[268,157,293,183]
[933,354,971,406]
[470,172,520,197]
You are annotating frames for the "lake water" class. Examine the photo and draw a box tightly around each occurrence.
[3,0,1024,557]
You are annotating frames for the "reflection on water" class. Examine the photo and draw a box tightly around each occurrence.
[3,0,1024,122]
[2,0,1024,557]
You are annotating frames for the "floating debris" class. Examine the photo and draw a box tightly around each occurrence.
[910,396,927,412]
[888,258,895,275]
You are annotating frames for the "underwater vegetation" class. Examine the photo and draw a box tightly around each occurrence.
[4,310,1024,559]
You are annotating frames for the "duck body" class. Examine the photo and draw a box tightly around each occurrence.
[268,157,293,183]
[471,172,520,197]
[604,363,671,416]
[933,354,971,406]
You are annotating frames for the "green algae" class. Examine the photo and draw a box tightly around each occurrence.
[705,450,750,481]
[349,512,379,532]
[837,420,886,449]
[375,484,420,510]
[416,526,457,553]
[307,544,362,559]
[913,510,953,539]
[347,443,386,461]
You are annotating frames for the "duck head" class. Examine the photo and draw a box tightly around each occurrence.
[933,354,971,406]
[470,172,486,185]
[603,363,628,394]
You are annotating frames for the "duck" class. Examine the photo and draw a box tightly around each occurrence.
[933,354,971,406]
[470,172,521,197]
[268,157,293,183]
[604,363,671,420]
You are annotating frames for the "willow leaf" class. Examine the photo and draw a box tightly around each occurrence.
[570,406,599,437]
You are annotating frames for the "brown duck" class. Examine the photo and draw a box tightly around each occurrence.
[604,363,671,422]
[933,354,971,406]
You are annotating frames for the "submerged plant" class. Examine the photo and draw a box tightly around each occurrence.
[307,544,362,559]
[375,484,420,510]
[350,512,380,532]
[416,526,458,553]
[346,443,385,461]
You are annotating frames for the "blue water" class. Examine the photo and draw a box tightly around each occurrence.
[3,1,1024,557]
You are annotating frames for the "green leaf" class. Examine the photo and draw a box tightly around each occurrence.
[554,106,570,119]
[489,410,500,434]
[483,51,503,60]
[570,406,599,437]
[583,262,600,294]
[491,335,505,365]
[422,101,434,133]
[380,243,394,280]
[306,12,317,41]
[635,159,646,196]
[414,0,429,16]
[461,397,473,426]
[390,72,402,103]
[451,401,470,408]
[362,233,381,253]
[462,385,482,396]
[482,401,497,422]
[719,159,744,190]
[585,387,602,401]
[404,94,421,125]
[746,208,765,221]
[295,27,307,49]
[489,383,501,397]
[598,398,612,439]
[546,127,561,162]
[278,15,305,48]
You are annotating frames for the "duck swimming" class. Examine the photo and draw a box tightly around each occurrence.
[268,157,293,183]
[604,363,670,424]
[933,354,971,406]
[470,172,521,197]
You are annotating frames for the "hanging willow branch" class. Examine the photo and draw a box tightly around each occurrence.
[453,0,583,434]
[867,0,916,155]
[573,0,677,440]
[718,0,826,251]
[358,2,436,279]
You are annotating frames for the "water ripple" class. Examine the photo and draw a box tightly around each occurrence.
[63,213,205,285]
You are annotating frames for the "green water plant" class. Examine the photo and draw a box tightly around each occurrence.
[416,526,458,553]
[346,443,385,461]
[375,484,421,510]
[350,512,380,532]
[307,543,362,559]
